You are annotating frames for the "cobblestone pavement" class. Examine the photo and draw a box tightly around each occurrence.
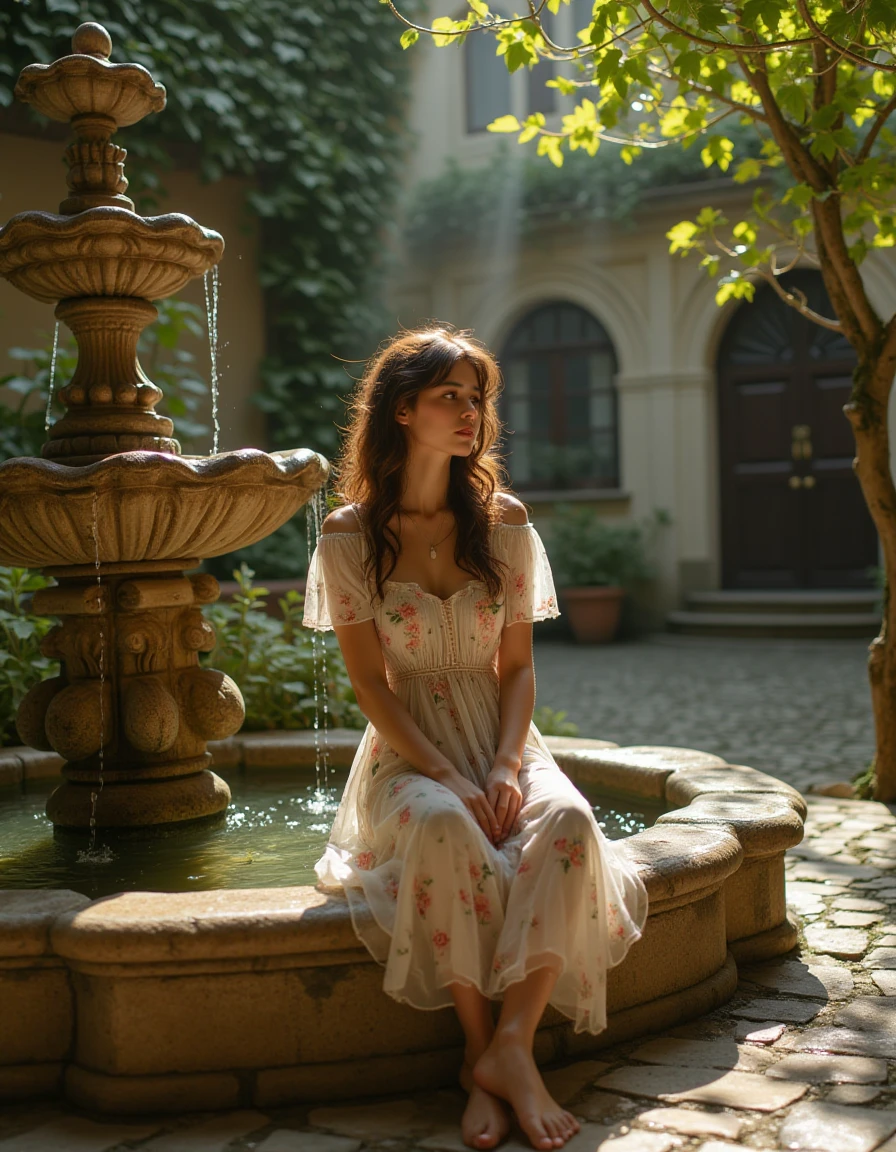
[3,795,896,1152]
[533,635,875,797]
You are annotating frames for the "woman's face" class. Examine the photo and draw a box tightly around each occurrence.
[396,358,483,458]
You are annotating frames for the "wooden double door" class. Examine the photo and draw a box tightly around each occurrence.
[718,272,878,589]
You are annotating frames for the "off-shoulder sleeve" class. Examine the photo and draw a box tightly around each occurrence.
[302,533,375,632]
[495,523,561,625]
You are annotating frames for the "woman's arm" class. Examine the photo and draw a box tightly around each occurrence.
[488,493,535,840]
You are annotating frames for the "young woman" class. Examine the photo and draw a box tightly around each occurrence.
[303,326,648,1151]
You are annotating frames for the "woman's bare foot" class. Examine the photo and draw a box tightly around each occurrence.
[473,1036,580,1150]
[460,1061,511,1150]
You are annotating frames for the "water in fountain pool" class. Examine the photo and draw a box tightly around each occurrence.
[203,265,221,454]
[0,770,658,899]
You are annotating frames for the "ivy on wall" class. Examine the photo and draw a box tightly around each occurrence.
[406,121,764,261]
[0,0,413,456]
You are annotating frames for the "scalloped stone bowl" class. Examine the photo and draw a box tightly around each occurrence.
[0,209,224,303]
[0,737,805,1114]
[14,52,166,125]
[0,449,328,569]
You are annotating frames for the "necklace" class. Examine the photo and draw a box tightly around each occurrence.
[401,509,454,560]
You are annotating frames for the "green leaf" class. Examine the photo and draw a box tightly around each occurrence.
[487,114,521,133]
[400,29,419,49]
[700,135,734,172]
[469,0,489,16]
[667,220,699,252]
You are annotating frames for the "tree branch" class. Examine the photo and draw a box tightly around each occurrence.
[795,0,896,73]
[639,0,817,52]
[856,91,896,164]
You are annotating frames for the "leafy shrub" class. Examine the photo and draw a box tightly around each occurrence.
[532,706,579,737]
[0,567,57,746]
[203,564,364,731]
[203,512,309,583]
[547,506,670,588]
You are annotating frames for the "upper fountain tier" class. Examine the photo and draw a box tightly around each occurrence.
[0,22,223,303]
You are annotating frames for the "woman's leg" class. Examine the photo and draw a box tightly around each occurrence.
[473,964,581,1151]
[451,982,511,1150]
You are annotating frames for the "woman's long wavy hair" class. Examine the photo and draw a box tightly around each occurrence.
[335,325,512,602]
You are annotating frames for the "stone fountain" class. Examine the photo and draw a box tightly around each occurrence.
[0,22,328,829]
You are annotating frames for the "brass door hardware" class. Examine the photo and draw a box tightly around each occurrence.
[791,424,812,461]
[788,475,816,489]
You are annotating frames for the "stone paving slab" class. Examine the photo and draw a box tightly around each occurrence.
[729,997,824,1023]
[635,1107,743,1139]
[141,1112,269,1152]
[777,1101,896,1152]
[765,1053,887,1083]
[255,1134,361,1152]
[0,1117,162,1152]
[593,1066,809,1111]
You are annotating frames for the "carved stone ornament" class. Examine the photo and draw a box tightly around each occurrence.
[0,23,330,829]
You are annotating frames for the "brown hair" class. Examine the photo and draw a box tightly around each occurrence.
[335,324,511,601]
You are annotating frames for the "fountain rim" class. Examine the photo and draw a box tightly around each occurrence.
[14,54,166,126]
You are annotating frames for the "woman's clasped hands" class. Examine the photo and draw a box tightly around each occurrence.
[437,756,522,846]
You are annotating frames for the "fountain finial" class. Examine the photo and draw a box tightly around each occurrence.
[72,22,113,60]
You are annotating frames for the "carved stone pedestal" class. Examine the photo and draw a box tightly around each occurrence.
[16,568,243,828]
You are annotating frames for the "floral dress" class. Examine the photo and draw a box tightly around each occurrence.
[302,511,648,1034]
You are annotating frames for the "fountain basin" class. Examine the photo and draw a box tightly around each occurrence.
[0,209,224,303]
[0,449,328,569]
[0,736,805,1113]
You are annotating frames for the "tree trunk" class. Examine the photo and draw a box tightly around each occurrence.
[846,356,896,801]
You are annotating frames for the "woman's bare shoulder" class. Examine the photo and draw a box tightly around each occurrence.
[494,492,529,526]
[321,505,362,534]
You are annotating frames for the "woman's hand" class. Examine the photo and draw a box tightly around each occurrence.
[486,760,522,843]
[437,767,501,844]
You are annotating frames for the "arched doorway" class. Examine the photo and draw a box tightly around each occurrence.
[500,301,619,491]
[717,270,877,589]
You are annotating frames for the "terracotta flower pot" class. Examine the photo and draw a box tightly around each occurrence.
[561,585,625,643]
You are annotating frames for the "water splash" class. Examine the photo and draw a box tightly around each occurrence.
[203,266,221,455]
[305,487,330,789]
[79,490,109,864]
[44,321,60,431]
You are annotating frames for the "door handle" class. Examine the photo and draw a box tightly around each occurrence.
[791,425,812,461]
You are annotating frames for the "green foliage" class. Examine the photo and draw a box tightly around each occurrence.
[202,511,309,582]
[532,705,579,737]
[203,564,364,731]
[139,296,211,447]
[547,506,670,588]
[0,567,57,747]
[401,0,896,344]
[406,123,760,255]
[0,336,77,460]
[0,1,412,455]
[0,297,212,460]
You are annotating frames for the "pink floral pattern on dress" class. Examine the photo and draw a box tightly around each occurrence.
[432,929,450,956]
[554,836,585,872]
[473,595,502,646]
[356,851,376,870]
[387,600,423,652]
[414,875,433,918]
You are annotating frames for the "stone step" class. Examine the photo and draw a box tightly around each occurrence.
[685,590,880,616]
[666,610,880,639]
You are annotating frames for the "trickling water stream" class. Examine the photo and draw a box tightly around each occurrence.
[203,266,221,454]
[76,492,113,866]
[306,486,331,789]
[44,320,59,431]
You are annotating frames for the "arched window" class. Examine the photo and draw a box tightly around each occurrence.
[500,302,619,490]
[465,28,511,132]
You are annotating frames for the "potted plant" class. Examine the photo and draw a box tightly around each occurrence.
[546,506,666,643]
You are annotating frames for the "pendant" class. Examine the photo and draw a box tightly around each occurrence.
[429,545,437,560]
